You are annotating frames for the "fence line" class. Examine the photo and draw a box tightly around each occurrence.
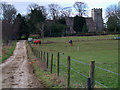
[27,42,109,88]
[60,62,67,68]
[60,53,120,76]
[60,68,85,88]
[71,78,85,88]
[60,62,108,88]
[95,81,108,88]
[70,67,88,78]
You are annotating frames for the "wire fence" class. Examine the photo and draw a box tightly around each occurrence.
[27,41,118,88]
[59,54,109,88]
[61,53,120,76]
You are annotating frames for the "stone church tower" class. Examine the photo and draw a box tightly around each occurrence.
[91,8,103,32]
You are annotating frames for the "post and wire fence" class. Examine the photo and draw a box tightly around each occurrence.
[27,40,118,88]
[27,41,99,88]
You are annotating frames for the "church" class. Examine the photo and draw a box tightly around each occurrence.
[65,8,104,34]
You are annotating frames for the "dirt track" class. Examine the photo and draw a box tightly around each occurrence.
[0,40,43,88]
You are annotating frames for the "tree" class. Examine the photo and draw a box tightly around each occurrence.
[118,2,120,19]
[73,15,86,33]
[61,7,72,18]
[50,23,66,37]
[1,3,17,44]
[12,13,21,39]
[107,15,119,32]
[2,3,17,23]
[28,3,47,17]
[38,6,47,17]
[27,8,46,41]
[48,3,61,20]
[73,1,88,16]
[20,17,29,39]
[105,4,120,32]
[28,3,39,11]
[82,24,88,33]
[105,4,118,18]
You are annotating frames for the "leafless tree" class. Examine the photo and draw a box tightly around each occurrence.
[105,4,119,18]
[48,3,61,20]
[2,3,17,23]
[1,3,17,44]
[73,1,88,16]
[0,3,2,19]
[38,6,47,17]
[105,4,120,32]
[61,7,72,17]
[28,3,47,17]
[28,3,39,11]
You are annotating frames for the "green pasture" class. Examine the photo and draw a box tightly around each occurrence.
[44,35,118,42]
[31,35,119,88]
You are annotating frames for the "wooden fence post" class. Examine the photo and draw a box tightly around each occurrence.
[37,51,38,57]
[41,51,42,61]
[89,61,95,88]
[35,51,37,57]
[37,51,39,58]
[44,52,45,62]
[36,51,39,58]
[32,47,33,52]
[33,48,34,54]
[87,78,91,89]
[57,52,59,77]
[67,56,70,88]
[46,52,49,68]
[50,54,53,74]
[39,51,41,59]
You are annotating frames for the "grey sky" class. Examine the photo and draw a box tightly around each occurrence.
[1,0,120,21]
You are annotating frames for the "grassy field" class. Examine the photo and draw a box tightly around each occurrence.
[0,40,17,62]
[31,35,119,88]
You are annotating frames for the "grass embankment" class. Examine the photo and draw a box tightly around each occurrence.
[1,40,17,62]
[31,35,118,88]
[26,41,67,88]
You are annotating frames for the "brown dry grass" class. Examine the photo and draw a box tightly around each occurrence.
[26,41,66,88]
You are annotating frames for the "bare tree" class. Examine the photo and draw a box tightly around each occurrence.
[38,6,47,17]
[0,3,2,19]
[28,3,39,11]
[28,3,47,17]
[2,3,17,23]
[2,3,17,44]
[61,7,72,17]
[48,3,61,20]
[105,4,120,32]
[73,1,88,16]
[105,4,118,18]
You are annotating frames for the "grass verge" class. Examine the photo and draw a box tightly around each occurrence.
[1,40,17,62]
[26,41,66,88]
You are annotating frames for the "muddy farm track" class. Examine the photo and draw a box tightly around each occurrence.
[0,40,44,88]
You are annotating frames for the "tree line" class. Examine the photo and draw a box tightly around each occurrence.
[1,1,120,44]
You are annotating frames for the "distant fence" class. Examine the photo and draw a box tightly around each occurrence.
[27,41,114,88]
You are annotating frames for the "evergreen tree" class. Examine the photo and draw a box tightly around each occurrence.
[82,24,88,33]
[107,15,119,32]
[27,9,46,33]
[73,15,86,33]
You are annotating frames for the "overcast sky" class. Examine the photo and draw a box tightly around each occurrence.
[1,0,120,21]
